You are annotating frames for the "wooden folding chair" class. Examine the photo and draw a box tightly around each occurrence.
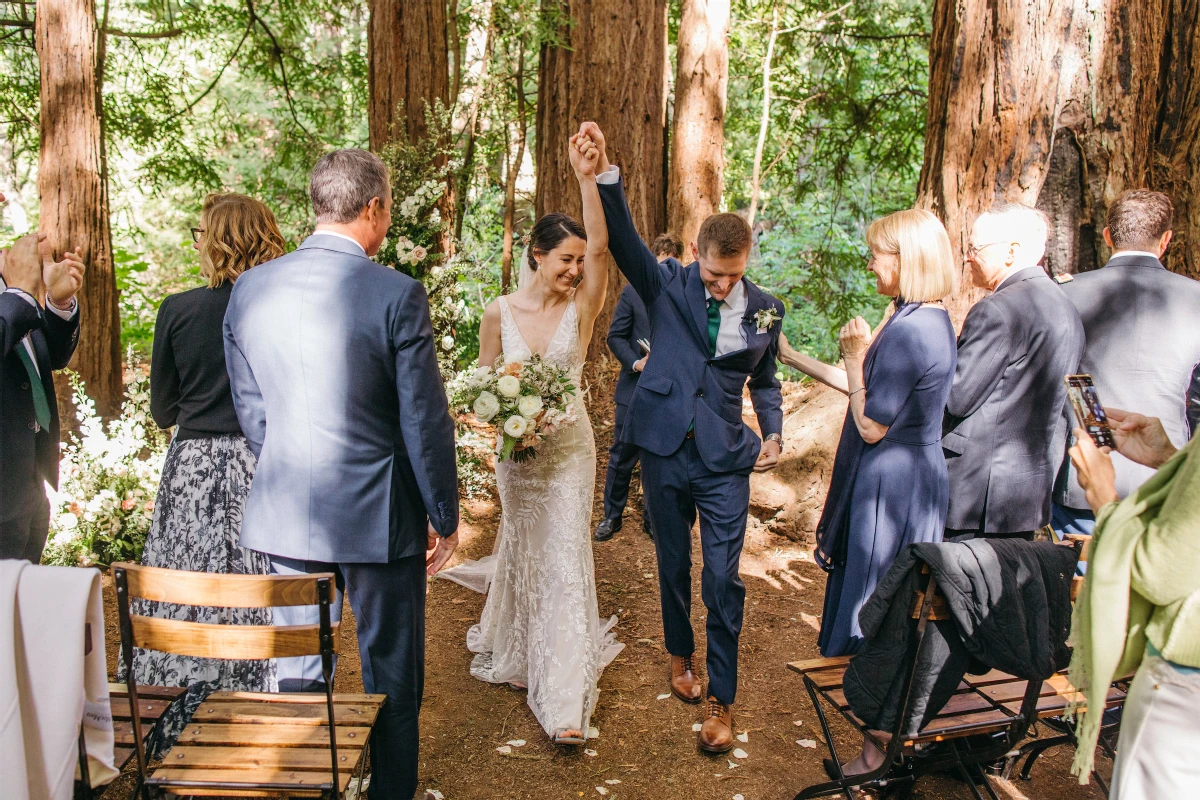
[111,562,385,799]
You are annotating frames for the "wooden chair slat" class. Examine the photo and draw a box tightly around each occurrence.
[913,708,1014,742]
[112,697,178,723]
[934,691,996,717]
[192,700,380,727]
[165,745,363,772]
[131,616,338,660]
[150,766,351,796]
[787,655,853,674]
[806,668,847,689]
[108,683,189,702]
[962,669,1017,686]
[909,591,952,620]
[114,562,333,608]
[206,691,384,705]
[977,679,1056,703]
[178,723,370,748]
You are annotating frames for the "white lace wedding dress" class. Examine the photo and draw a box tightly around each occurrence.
[441,294,623,739]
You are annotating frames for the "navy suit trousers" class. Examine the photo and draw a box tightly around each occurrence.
[270,554,426,799]
[602,402,643,521]
[640,438,750,705]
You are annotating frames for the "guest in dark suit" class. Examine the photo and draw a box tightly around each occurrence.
[943,204,1085,540]
[130,193,286,751]
[586,121,784,754]
[594,234,680,542]
[0,208,84,563]
[1053,190,1200,537]
[224,150,459,799]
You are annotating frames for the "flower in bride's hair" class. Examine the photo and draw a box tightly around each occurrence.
[473,391,500,422]
[503,415,529,438]
[517,395,544,418]
[497,374,522,398]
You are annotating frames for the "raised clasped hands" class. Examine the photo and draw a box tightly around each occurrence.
[838,316,872,359]
[425,521,460,576]
[569,132,601,179]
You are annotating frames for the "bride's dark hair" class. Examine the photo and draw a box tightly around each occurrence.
[527,213,586,271]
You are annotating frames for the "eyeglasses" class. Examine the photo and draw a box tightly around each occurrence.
[964,241,1007,260]
[190,227,205,243]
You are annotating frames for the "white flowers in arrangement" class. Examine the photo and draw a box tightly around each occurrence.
[448,356,579,462]
[395,236,429,268]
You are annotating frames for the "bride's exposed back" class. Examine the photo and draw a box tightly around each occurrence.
[440,135,623,746]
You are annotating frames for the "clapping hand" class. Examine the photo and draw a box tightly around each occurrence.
[1068,431,1119,514]
[426,521,460,576]
[42,238,86,310]
[1,233,46,301]
[838,316,872,359]
[1106,407,1177,469]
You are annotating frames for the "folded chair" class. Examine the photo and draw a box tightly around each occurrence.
[788,562,1048,800]
[111,562,385,799]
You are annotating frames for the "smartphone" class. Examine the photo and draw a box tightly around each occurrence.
[1065,374,1116,449]
[637,338,651,355]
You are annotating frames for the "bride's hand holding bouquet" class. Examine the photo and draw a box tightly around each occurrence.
[448,356,579,462]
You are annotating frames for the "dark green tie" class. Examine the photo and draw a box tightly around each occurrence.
[16,342,51,431]
[706,297,722,357]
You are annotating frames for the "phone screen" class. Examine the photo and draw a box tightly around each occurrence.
[1065,374,1116,449]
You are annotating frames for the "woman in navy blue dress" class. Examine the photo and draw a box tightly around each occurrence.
[779,208,958,656]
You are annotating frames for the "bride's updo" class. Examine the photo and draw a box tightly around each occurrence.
[527,213,586,271]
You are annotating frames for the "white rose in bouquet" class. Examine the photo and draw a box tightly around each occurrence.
[503,415,529,438]
[497,374,522,398]
[517,395,544,418]
[473,391,501,422]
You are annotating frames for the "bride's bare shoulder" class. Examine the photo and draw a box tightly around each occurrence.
[480,299,503,330]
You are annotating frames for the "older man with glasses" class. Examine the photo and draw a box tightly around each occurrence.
[940,203,1085,541]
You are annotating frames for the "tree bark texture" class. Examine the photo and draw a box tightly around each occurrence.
[36,0,121,419]
[668,0,729,253]
[367,0,450,150]
[920,0,1200,324]
[536,0,669,362]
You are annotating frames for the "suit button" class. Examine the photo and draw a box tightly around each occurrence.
[28,421,37,431]
[21,382,30,390]
[695,389,704,398]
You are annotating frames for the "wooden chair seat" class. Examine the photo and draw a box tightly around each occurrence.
[108,683,188,771]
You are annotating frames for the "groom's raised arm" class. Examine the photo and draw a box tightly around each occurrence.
[392,280,460,537]
[595,170,668,305]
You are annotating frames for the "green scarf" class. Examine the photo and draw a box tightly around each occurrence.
[1066,438,1198,781]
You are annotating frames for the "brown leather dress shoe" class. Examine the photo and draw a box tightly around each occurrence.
[698,696,735,754]
[670,654,703,704]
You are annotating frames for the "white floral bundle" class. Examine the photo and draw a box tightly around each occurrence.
[448,356,578,462]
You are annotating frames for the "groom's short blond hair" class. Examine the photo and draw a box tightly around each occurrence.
[698,213,752,259]
[866,208,956,303]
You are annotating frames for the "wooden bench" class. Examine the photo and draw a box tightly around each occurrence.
[786,562,1051,800]
[111,563,386,799]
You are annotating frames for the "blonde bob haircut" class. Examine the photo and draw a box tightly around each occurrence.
[865,208,956,303]
[198,193,286,288]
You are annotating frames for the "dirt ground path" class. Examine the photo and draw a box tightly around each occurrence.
[101,405,1111,800]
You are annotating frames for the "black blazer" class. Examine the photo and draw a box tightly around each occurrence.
[0,292,80,522]
[942,267,1084,533]
[607,283,652,407]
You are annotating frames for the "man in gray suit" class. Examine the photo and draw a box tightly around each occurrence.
[942,204,1085,539]
[224,149,460,799]
[1053,190,1200,536]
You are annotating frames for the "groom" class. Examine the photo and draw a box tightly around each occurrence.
[580,122,784,753]
[224,149,460,798]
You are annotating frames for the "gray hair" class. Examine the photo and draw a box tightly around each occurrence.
[975,202,1049,269]
[309,149,390,224]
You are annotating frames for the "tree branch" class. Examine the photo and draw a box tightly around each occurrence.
[246,0,314,140]
[0,18,33,29]
[105,27,184,40]
[160,21,253,125]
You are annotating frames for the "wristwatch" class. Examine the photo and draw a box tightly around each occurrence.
[765,433,783,447]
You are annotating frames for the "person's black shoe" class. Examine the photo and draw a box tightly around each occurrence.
[593,517,622,541]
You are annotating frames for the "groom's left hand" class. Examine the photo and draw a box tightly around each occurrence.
[753,439,781,473]
[426,522,460,575]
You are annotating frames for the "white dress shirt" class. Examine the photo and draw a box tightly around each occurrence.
[1111,249,1162,261]
[1,280,78,377]
[597,165,747,356]
[310,230,367,255]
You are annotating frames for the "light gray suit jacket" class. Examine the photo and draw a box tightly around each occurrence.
[223,234,459,563]
[1054,253,1200,508]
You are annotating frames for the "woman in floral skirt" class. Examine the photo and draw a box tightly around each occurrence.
[128,192,286,752]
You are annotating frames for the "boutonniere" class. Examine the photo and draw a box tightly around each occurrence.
[751,307,782,335]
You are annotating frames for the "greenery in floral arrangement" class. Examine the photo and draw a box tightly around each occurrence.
[41,358,171,568]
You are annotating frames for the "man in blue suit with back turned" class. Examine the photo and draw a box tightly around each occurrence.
[581,122,784,754]
[224,149,460,799]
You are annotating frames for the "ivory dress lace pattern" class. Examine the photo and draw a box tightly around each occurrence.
[446,293,623,740]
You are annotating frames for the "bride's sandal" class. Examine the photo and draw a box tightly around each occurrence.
[507,681,527,691]
[553,729,586,747]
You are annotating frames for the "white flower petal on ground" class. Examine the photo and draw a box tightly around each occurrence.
[604,779,621,785]
[727,760,740,770]
[584,748,598,757]
[595,788,609,796]
[793,720,804,726]
[425,791,444,800]
[692,723,702,732]
[657,693,671,701]
[734,795,745,800]
[587,726,600,739]
[505,739,525,747]
[496,374,521,398]
[732,748,748,759]
[503,415,528,438]
[495,745,512,755]
[736,732,749,743]
[797,739,817,748]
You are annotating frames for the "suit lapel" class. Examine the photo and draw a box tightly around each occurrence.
[682,262,715,352]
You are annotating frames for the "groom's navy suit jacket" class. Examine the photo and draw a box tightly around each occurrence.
[223,234,459,564]
[598,178,784,474]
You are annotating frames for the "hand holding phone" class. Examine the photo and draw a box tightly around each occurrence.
[1065,374,1116,449]
[637,338,651,356]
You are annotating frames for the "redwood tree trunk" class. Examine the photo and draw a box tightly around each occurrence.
[536,0,668,361]
[367,0,449,150]
[668,0,729,253]
[35,0,120,419]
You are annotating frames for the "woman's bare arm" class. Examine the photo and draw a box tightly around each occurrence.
[778,333,850,394]
[572,134,609,343]
[478,301,502,368]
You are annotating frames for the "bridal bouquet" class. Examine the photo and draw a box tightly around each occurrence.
[448,356,579,462]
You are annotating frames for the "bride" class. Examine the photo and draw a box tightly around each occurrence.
[441,134,623,745]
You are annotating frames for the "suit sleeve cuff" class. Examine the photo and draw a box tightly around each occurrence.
[4,287,39,308]
[596,166,620,185]
[45,296,78,319]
